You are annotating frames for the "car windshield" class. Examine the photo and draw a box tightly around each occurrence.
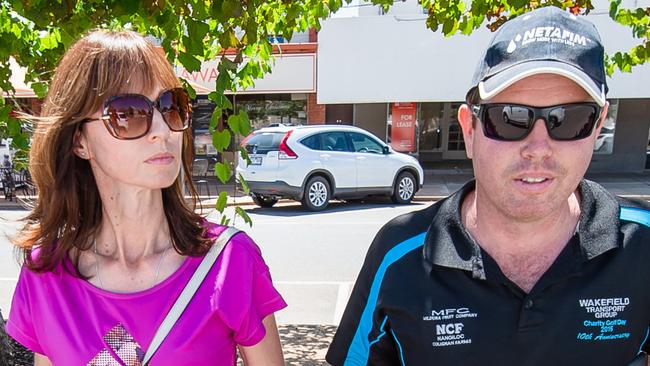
[244,132,286,154]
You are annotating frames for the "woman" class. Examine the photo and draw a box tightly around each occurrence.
[6,30,286,365]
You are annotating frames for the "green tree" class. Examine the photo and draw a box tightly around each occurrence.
[0,0,647,221]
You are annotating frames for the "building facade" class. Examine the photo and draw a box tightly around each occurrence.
[317,0,650,172]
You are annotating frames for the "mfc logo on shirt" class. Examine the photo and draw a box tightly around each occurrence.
[423,307,478,321]
[507,26,591,53]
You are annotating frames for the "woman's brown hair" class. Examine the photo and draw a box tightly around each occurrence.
[15,29,212,274]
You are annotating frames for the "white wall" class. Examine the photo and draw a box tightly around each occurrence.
[318,6,650,103]
[176,53,316,95]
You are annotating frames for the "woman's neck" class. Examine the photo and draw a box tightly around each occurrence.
[94,186,172,264]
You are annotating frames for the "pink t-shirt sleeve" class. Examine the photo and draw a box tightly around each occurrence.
[213,232,287,347]
[6,266,45,355]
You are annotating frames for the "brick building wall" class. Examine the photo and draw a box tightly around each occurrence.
[307,93,325,125]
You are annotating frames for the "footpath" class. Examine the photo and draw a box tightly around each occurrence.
[0,170,648,210]
[0,170,648,365]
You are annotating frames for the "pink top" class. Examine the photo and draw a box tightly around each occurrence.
[7,224,287,365]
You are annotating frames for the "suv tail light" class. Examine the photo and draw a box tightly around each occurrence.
[240,133,254,147]
[278,130,298,159]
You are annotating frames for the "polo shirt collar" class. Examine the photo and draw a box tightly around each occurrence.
[423,179,621,279]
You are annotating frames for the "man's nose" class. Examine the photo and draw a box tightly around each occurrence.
[520,119,552,161]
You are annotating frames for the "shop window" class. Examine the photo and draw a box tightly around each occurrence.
[194,129,218,156]
[593,99,617,155]
[447,102,465,151]
[646,124,650,169]
[418,103,443,151]
[237,97,307,131]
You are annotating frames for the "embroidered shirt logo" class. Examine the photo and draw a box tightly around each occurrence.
[507,26,591,53]
[579,297,629,318]
[424,307,478,347]
[576,297,632,343]
[423,307,478,321]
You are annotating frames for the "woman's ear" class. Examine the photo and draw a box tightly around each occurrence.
[73,127,90,160]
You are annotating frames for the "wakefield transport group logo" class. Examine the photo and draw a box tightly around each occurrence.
[507,26,592,54]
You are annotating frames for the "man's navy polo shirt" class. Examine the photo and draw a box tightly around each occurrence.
[327,180,650,365]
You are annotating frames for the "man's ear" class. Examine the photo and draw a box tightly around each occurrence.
[73,128,89,160]
[595,101,609,132]
[458,104,476,159]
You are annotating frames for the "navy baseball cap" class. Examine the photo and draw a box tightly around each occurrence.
[466,6,608,106]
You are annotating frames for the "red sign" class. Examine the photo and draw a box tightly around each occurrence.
[391,102,417,153]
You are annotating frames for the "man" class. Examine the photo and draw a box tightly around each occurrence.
[2,155,11,169]
[327,6,650,366]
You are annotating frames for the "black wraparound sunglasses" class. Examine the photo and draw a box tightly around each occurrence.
[83,88,192,140]
[471,102,601,141]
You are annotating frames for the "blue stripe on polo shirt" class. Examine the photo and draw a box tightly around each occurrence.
[620,207,650,228]
[368,316,389,348]
[639,327,649,353]
[344,232,427,365]
[390,329,406,366]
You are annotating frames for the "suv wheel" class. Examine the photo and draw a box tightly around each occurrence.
[391,172,416,204]
[301,176,330,211]
[251,194,278,208]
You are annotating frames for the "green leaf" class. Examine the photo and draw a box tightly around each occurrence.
[220,215,231,225]
[178,51,201,72]
[212,129,231,152]
[216,71,230,94]
[235,206,253,227]
[7,118,20,135]
[221,57,238,72]
[442,19,455,35]
[227,113,240,134]
[238,173,250,195]
[222,0,244,19]
[238,110,251,136]
[180,79,197,99]
[31,82,48,98]
[238,146,251,165]
[215,161,232,183]
[208,92,233,110]
[219,28,240,49]
[39,30,60,50]
[215,191,228,213]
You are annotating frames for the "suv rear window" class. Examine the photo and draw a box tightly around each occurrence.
[244,132,285,154]
[300,134,321,150]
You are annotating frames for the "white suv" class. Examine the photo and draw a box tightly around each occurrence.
[236,125,424,211]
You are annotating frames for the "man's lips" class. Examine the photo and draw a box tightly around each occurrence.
[512,173,555,191]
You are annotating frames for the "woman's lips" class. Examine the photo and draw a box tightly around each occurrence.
[145,153,174,165]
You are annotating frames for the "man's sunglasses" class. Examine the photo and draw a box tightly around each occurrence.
[470,103,601,141]
[84,88,192,140]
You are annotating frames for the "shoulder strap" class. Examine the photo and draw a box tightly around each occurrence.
[143,226,241,365]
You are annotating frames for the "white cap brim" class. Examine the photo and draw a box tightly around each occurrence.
[478,61,607,107]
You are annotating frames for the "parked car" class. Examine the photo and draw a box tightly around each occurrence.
[236,125,424,211]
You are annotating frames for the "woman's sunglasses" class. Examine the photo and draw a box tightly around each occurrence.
[83,88,192,140]
[471,102,601,141]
